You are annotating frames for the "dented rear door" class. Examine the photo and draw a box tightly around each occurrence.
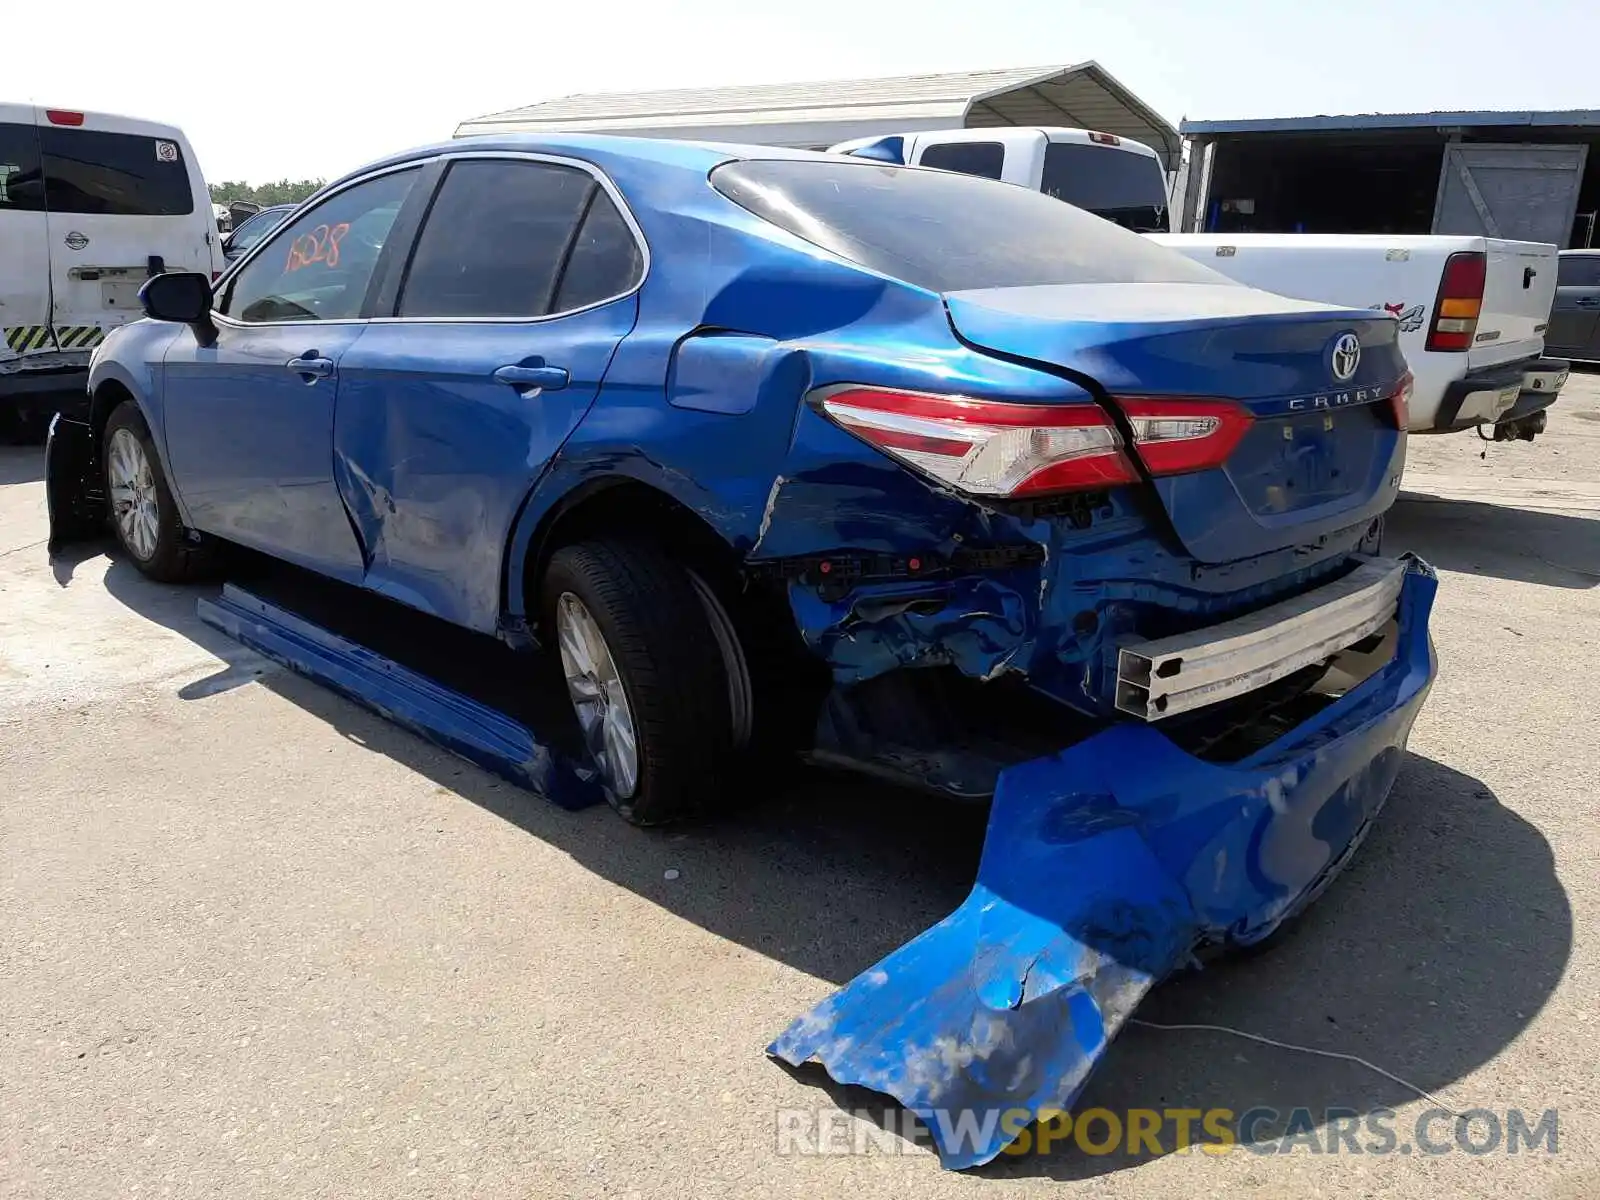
[332,155,641,633]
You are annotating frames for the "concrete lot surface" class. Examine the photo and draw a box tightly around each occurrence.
[3,379,1600,1198]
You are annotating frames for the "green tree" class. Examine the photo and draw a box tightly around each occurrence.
[208,178,325,208]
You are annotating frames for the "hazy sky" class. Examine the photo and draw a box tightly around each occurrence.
[9,0,1598,184]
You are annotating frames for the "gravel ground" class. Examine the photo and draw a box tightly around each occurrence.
[2,376,1598,1199]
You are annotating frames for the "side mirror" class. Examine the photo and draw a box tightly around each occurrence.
[140,271,212,323]
[139,272,218,345]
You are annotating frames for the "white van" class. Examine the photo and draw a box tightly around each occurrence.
[0,104,222,433]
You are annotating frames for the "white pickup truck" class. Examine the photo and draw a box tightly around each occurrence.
[830,127,1571,441]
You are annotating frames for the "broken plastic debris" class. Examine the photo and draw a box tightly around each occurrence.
[771,565,1437,1168]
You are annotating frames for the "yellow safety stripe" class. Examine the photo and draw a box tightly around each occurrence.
[4,326,53,352]
[53,325,108,349]
[3,325,106,352]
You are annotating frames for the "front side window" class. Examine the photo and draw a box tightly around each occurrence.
[39,128,194,216]
[221,169,417,323]
[1558,256,1600,287]
[0,121,44,212]
[229,207,290,254]
[398,159,601,319]
[918,141,1005,181]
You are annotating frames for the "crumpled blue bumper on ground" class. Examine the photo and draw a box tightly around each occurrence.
[770,558,1438,1169]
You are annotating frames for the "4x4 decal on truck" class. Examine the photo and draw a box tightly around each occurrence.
[1376,301,1426,332]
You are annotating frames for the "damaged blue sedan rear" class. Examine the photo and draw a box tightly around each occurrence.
[48,135,1436,1169]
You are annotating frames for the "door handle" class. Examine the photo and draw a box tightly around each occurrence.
[286,354,334,380]
[1575,297,1600,308]
[494,364,569,391]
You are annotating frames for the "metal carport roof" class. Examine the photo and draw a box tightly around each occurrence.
[456,63,1181,170]
[1181,109,1600,136]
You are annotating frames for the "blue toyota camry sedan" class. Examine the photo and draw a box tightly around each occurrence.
[48,133,1438,1165]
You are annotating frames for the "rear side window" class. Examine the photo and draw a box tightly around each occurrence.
[399,159,596,319]
[38,127,194,216]
[1558,256,1600,287]
[552,191,644,312]
[0,121,44,211]
[918,141,1005,181]
[1040,142,1170,232]
[712,158,1226,294]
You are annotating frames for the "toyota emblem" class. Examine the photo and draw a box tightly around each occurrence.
[1330,332,1361,382]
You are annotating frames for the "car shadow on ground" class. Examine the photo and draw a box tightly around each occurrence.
[88,547,1571,1181]
[1387,493,1600,589]
[0,444,45,487]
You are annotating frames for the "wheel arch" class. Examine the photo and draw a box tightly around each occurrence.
[87,370,196,529]
[88,375,138,444]
[506,473,746,636]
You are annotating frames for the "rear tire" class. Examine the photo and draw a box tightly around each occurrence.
[102,403,208,582]
[542,539,735,825]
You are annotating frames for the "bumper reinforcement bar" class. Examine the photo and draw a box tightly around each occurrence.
[1115,557,1406,720]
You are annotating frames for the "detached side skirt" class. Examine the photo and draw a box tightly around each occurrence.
[197,584,603,811]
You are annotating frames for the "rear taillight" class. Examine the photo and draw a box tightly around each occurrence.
[45,109,85,126]
[1389,371,1414,429]
[1426,251,1486,352]
[1114,397,1254,475]
[815,386,1138,497]
[1087,131,1122,146]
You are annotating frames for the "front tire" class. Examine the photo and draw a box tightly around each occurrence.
[102,403,207,582]
[542,540,735,825]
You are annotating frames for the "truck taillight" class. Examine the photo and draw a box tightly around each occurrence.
[1389,371,1414,429]
[1426,251,1486,352]
[1087,131,1122,146]
[815,386,1138,497]
[45,109,85,126]
[1113,397,1254,475]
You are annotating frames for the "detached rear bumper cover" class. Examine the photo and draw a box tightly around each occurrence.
[771,557,1436,1169]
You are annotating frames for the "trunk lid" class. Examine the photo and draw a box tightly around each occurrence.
[1470,238,1559,369]
[944,281,1407,564]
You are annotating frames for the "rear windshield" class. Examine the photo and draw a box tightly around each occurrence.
[38,127,195,216]
[1041,143,1170,233]
[710,159,1222,294]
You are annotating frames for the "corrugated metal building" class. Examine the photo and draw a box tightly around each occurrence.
[1175,109,1600,247]
[456,63,1182,171]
